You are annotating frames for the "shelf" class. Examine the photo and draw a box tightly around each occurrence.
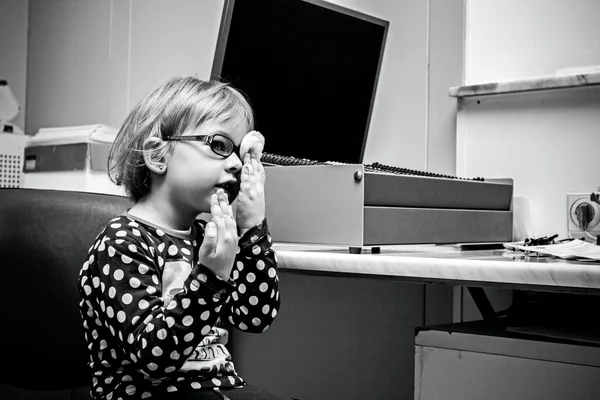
[449,71,600,98]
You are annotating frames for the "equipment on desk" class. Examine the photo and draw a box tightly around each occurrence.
[23,124,124,195]
[0,79,28,188]
[262,153,514,246]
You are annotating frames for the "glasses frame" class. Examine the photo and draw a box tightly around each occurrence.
[162,134,240,158]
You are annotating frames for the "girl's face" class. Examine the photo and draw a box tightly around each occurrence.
[162,118,246,214]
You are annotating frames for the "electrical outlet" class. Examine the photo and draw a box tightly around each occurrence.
[567,193,600,239]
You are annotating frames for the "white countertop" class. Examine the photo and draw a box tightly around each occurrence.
[272,243,600,294]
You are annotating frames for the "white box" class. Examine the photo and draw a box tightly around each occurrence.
[22,125,125,196]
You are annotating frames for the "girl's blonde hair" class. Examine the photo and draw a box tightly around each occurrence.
[108,76,254,201]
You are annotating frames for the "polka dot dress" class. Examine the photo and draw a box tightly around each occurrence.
[78,214,280,399]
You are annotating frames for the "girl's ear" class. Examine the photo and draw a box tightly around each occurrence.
[142,137,168,175]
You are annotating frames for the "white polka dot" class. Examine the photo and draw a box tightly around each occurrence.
[166,317,175,328]
[170,350,180,360]
[240,306,249,315]
[181,298,191,309]
[108,287,116,298]
[147,363,158,371]
[130,277,141,288]
[117,311,126,323]
[156,229,165,237]
[132,229,141,237]
[152,347,163,356]
[168,245,178,255]
[238,284,246,294]
[200,311,210,321]
[167,385,177,392]
[116,230,127,237]
[191,382,201,389]
[246,273,256,283]
[141,392,152,399]
[252,245,261,255]
[256,260,265,270]
[262,305,270,314]
[142,338,147,348]
[201,325,211,335]
[249,296,258,306]
[184,332,194,342]
[238,322,248,330]
[157,328,168,339]
[183,346,194,356]
[268,268,276,278]
[181,248,191,256]
[122,293,133,304]
[138,300,149,309]
[139,264,149,274]
[165,366,176,373]
[132,316,140,325]
[232,292,239,301]
[232,270,239,280]
[110,223,121,229]
[84,285,92,296]
[147,286,156,295]
[236,261,244,270]
[128,244,137,253]
[121,255,132,264]
[106,306,114,318]
[102,264,110,275]
[259,282,268,292]
[152,275,159,285]
[182,316,193,326]
[272,309,278,318]
[82,261,89,271]
[113,269,124,280]
[252,317,261,326]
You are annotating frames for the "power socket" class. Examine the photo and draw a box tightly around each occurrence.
[567,193,600,240]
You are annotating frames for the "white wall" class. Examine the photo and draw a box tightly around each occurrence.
[458,0,600,239]
[0,0,28,131]
[465,0,600,84]
[26,0,224,134]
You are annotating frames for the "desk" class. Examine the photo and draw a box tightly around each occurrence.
[273,243,600,294]
[232,244,600,400]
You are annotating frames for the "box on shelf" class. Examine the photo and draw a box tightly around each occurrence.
[23,124,124,196]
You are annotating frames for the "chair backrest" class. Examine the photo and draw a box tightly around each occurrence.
[0,188,131,390]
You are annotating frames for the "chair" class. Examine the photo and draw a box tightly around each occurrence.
[0,188,131,399]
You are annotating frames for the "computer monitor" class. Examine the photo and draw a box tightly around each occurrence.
[211,0,389,164]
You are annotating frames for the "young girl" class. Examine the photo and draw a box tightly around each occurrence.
[78,77,286,400]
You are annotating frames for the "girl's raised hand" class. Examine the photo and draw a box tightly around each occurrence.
[236,152,266,237]
[198,189,238,281]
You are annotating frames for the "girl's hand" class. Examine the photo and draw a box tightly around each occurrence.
[198,189,238,281]
[236,152,266,237]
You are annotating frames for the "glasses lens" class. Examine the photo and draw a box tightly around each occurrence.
[210,135,234,157]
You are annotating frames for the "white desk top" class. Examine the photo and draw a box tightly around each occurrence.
[272,243,600,294]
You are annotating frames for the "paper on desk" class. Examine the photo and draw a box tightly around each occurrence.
[504,239,600,261]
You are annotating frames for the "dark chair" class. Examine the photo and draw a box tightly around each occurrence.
[0,188,131,399]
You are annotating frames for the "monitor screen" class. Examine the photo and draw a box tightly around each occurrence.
[212,0,388,164]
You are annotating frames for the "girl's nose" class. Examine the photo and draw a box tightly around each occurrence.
[226,152,243,173]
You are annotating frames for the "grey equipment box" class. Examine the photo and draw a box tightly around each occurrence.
[264,164,513,246]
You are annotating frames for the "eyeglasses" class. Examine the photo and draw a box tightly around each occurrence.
[162,134,240,158]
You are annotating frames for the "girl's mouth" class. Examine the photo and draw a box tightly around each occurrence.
[216,181,240,201]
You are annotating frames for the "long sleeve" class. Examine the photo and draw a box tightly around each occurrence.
[81,219,234,379]
[222,218,280,333]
